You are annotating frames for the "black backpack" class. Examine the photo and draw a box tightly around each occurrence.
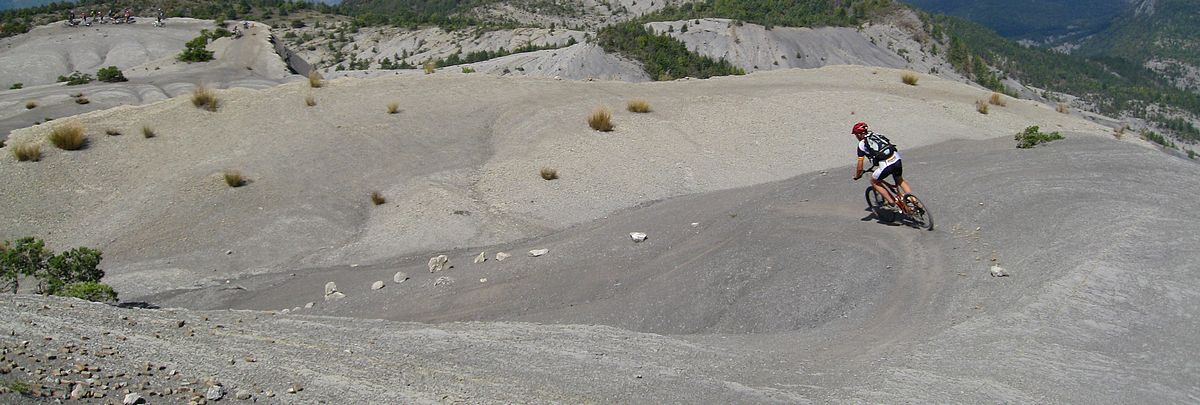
[863,132,896,162]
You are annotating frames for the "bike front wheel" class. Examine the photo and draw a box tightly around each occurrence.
[903,194,934,231]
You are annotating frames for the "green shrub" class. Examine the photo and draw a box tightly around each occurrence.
[1141,130,1175,149]
[60,281,118,303]
[0,237,51,293]
[461,66,476,73]
[43,247,103,295]
[1,238,114,300]
[1015,125,1064,148]
[6,380,31,395]
[96,66,127,82]
[177,35,214,62]
[9,83,21,90]
[57,71,94,85]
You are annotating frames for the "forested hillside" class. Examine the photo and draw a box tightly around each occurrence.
[1078,0,1200,70]
[902,0,1126,42]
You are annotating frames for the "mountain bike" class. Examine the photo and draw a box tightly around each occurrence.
[858,166,934,230]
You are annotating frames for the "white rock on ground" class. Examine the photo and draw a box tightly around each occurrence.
[474,252,487,264]
[122,392,144,404]
[371,281,385,290]
[990,265,1009,277]
[496,252,511,261]
[324,282,338,296]
[433,277,454,286]
[630,232,647,242]
[206,384,225,400]
[304,302,315,309]
[529,249,549,257]
[428,255,449,273]
[393,272,408,283]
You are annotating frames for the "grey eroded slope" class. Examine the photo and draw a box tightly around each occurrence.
[151,135,1200,402]
[0,20,295,141]
[0,294,802,403]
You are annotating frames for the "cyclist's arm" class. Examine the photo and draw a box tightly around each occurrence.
[854,156,865,179]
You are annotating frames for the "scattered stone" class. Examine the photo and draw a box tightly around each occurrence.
[225,250,233,255]
[528,249,548,257]
[393,272,408,283]
[206,385,225,401]
[70,384,85,400]
[323,282,338,297]
[286,384,303,394]
[691,222,699,227]
[123,392,145,404]
[473,252,487,264]
[235,389,252,400]
[371,281,385,290]
[629,232,647,242]
[325,292,345,301]
[480,278,487,283]
[495,252,511,261]
[304,302,314,309]
[176,320,186,328]
[990,265,1009,277]
[428,255,449,273]
[280,309,290,314]
[265,390,275,397]
[433,277,453,286]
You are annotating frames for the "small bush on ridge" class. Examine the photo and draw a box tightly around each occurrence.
[627,99,651,113]
[1015,125,1064,149]
[588,107,613,131]
[48,121,87,150]
[11,143,40,161]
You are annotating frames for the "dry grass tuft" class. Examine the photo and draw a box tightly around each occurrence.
[74,97,90,105]
[142,126,156,138]
[901,72,919,86]
[223,170,246,187]
[370,191,386,205]
[191,86,219,112]
[1056,102,1069,114]
[1114,125,1126,139]
[305,94,316,107]
[423,62,436,74]
[387,101,400,114]
[626,99,652,113]
[307,71,323,88]
[105,129,121,136]
[48,121,87,150]
[540,167,559,180]
[989,92,1007,106]
[975,99,989,114]
[25,101,36,109]
[11,143,41,162]
[588,107,614,131]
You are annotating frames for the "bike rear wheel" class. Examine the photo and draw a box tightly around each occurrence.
[903,194,934,231]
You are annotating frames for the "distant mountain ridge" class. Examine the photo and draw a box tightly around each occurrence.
[902,0,1128,43]
[0,0,66,12]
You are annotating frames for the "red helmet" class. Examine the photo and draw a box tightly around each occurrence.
[852,122,869,135]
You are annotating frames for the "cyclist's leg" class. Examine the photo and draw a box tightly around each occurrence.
[870,165,897,206]
[892,161,913,195]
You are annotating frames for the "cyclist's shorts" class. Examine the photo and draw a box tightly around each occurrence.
[872,151,903,181]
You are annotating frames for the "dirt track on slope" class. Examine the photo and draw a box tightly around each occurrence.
[143,135,1200,402]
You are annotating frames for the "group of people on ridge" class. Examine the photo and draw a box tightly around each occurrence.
[66,8,165,27]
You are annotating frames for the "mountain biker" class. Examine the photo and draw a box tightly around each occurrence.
[852,122,913,211]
